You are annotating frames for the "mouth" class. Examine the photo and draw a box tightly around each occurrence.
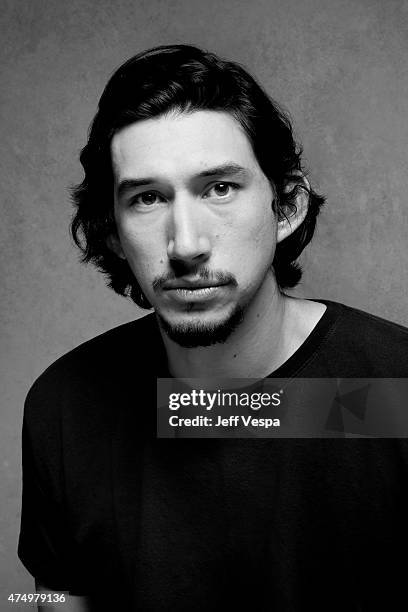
[163,279,228,290]
[163,283,229,303]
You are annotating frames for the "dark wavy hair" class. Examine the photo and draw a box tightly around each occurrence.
[71,44,324,309]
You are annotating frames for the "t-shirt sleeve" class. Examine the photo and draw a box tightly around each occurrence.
[18,375,86,595]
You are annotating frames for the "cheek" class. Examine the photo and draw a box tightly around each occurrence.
[117,221,165,279]
[223,197,276,266]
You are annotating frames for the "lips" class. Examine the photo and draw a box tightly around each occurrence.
[162,282,228,304]
[163,280,227,290]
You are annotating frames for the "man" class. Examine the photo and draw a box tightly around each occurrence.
[19,45,408,610]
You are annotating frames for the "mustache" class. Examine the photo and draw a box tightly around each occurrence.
[152,268,237,292]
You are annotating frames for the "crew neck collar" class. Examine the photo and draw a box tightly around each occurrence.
[267,299,343,378]
[155,299,344,379]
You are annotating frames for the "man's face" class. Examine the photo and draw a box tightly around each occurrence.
[111,110,277,347]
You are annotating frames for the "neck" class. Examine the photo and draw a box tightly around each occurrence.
[158,272,295,378]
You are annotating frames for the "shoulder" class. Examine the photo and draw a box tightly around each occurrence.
[27,312,159,385]
[332,300,408,343]
[24,313,161,431]
[318,299,408,375]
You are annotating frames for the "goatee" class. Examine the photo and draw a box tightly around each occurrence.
[157,303,246,348]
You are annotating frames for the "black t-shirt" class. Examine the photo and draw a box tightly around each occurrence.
[18,300,408,610]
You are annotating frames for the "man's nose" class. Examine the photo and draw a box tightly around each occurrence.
[167,198,211,265]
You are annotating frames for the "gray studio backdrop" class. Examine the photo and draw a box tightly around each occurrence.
[1,0,407,605]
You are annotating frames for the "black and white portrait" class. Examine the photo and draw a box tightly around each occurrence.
[1,1,408,610]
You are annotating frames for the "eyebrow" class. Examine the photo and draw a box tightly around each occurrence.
[196,163,249,178]
[116,163,250,200]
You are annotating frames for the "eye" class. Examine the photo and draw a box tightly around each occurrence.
[204,182,239,199]
[130,191,164,207]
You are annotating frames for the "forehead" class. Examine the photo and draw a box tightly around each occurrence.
[110,110,260,181]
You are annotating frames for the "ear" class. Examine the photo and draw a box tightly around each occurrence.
[276,173,310,244]
[106,234,126,260]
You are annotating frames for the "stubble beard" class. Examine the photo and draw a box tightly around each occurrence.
[156,301,247,348]
[154,264,274,348]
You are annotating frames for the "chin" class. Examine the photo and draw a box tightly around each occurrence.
[156,304,245,348]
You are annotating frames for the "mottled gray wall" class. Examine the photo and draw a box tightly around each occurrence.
[1,0,407,603]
